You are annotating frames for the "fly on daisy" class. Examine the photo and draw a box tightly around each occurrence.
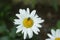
[14,8,44,39]
[46,29,60,40]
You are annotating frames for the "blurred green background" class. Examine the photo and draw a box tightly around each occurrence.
[0,0,60,40]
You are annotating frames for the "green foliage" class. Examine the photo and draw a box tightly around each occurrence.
[23,0,37,8]
[57,20,60,29]
[0,21,8,33]
[9,27,16,38]
[0,2,11,19]
[51,0,58,12]
[1,36,10,40]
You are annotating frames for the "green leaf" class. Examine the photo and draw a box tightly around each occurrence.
[57,20,60,29]
[1,36,10,40]
[51,0,58,12]
[9,27,16,38]
[23,0,31,5]
[4,5,11,12]
[23,0,37,8]
[31,0,37,8]
[0,12,4,19]
[0,21,8,33]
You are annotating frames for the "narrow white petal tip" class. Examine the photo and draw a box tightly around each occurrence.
[51,29,54,32]
[29,35,33,39]
[16,14,19,17]
[38,30,40,32]
[16,29,21,33]
[33,10,36,13]
[47,34,50,36]
[45,39,50,40]
[19,9,22,13]
[16,31,18,33]
[13,22,16,24]
[16,27,18,28]
[24,36,27,40]
[41,20,44,23]
[29,33,33,39]
[19,9,22,11]
[56,29,60,31]
[24,38,26,40]
[51,29,54,30]
[35,32,38,35]
[36,33,38,35]
[16,14,18,16]
[27,8,29,10]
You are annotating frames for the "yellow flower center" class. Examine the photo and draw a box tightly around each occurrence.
[55,38,60,40]
[23,18,34,28]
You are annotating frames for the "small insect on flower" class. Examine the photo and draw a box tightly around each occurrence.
[14,8,44,39]
[46,29,60,40]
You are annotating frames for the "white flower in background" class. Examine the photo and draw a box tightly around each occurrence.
[14,8,44,39]
[46,29,60,40]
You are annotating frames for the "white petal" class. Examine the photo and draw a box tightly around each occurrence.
[32,26,39,35]
[47,34,54,38]
[16,25,22,28]
[34,14,39,18]
[23,9,30,17]
[35,23,42,28]
[22,9,26,14]
[19,9,28,18]
[51,29,56,36]
[16,14,20,18]
[34,18,44,24]
[39,19,44,23]
[27,8,30,14]
[35,27,40,32]
[16,25,23,33]
[19,9,26,14]
[30,10,36,17]
[19,9,23,14]
[23,29,27,39]
[16,14,24,19]
[56,29,60,37]
[16,28,22,33]
[27,29,33,39]
[45,38,51,40]
[14,19,22,25]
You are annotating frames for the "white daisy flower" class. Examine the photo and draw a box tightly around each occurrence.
[14,8,44,39]
[46,29,60,40]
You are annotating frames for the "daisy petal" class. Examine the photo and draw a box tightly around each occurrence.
[35,27,40,32]
[27,29,33,38]
[35,24,42,28]
[19,9,23,14]
[16,25,23,33]
[16,29,22,33]
[56,29,60,37]
[16,25,22,28]
[32,27,39,35]
[19,9,26,14]
[47,34,54,38]
[34,18,44,23]
[16,14,20,18]
[14,19,22,25]
[45,38,51,40]
[35,14,39,18]
[51,29,56,36]
[16,28,22,33]
[27,8,30,14]
[30,10,36,17]
[23,29,27,39]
